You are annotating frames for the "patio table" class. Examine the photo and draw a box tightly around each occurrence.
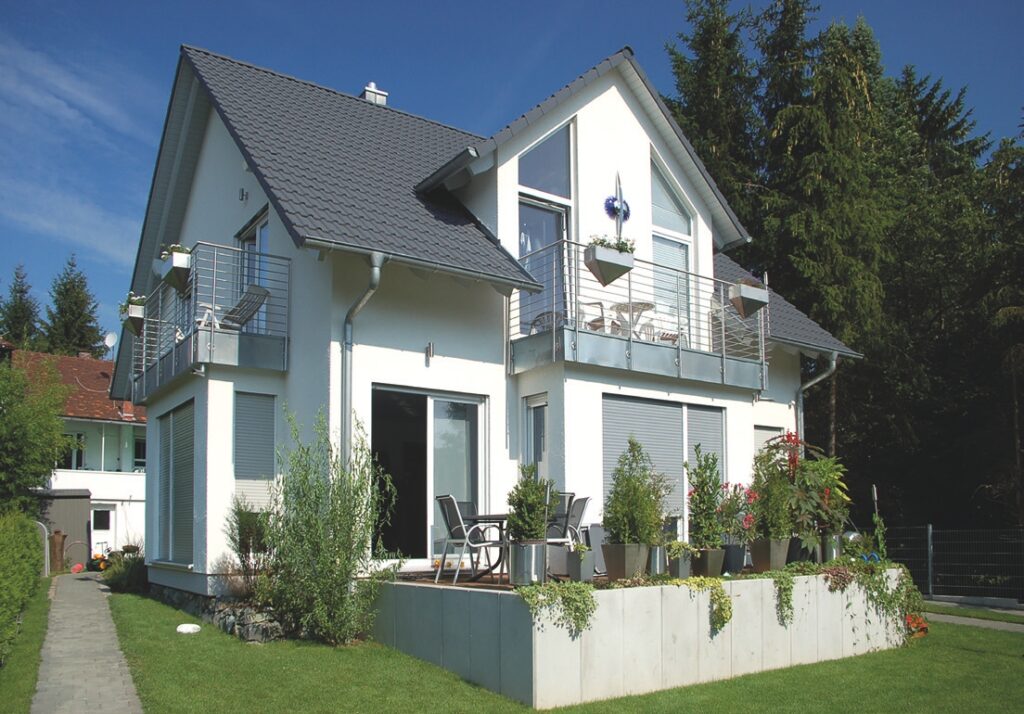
[610,300,655,339]
[462,513,508,582]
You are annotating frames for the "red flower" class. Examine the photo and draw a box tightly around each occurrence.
[747,490,759,504]
[742,513,754,530]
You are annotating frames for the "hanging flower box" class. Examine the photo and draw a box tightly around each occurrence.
[728,281,769,318]
[584,240,634,287]
[159,247,192,294]
[119,292,146,336]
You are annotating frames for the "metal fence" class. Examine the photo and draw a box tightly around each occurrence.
[888,526,1024,601]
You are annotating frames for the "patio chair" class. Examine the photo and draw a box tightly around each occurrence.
[565,496,590,545]
[546,491,575,545]
[196,284,271,331]
[434,495,503,584]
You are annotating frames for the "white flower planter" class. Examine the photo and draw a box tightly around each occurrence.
[160,251,192,294]
[584,244,634,287]
[121,303,145,336]
[728,283,769,318]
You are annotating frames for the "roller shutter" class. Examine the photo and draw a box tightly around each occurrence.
[687,404,725,482]
[235,392,276,508]
[170,401,194,563]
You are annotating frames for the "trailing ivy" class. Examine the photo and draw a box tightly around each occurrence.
[518,581,597,637]
[680,576,733,633]
[741,570,795,626]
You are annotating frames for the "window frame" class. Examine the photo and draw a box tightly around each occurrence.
[524,393,549,479]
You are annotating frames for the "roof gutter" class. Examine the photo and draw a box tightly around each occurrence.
[796,350,838,443]
[415,146,480,194]
[342,251,386,462]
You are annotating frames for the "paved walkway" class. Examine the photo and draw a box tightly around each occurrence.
[927,612,1024,634]
[32,573,143,714]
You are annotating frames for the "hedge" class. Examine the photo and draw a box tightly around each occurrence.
[0,511,44,666]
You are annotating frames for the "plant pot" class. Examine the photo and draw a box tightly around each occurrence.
[509,542,547,585]
[668,554,691,579]
[647,545,667,576]
[122,303,145,336]
[584,244,634,287]
[821,533,843,562]
[722,544,746,574]
[750,538,789,573]
[691,548,724,577]
[160,251,192,294]
[786,536,820,564]
[601,543,649,581]
[567,550,595,582]
[728,282,769,318]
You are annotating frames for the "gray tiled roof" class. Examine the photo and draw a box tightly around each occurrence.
[181,46,539,290]
[714,254,860,358]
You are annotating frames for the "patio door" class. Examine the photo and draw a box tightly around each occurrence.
[372,388,482,561]
[518,201,566,334]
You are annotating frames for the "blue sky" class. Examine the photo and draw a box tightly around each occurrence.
[1,0,1021,352]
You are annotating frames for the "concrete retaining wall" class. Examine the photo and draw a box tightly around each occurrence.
[372,572,904,708]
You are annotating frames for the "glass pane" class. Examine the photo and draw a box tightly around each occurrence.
[432,400,478,557]
[527,403,548,480]
[652,163,691,235]
[518,202,565,335]
[520,125,570,197]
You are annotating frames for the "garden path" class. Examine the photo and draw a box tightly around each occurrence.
[31,573,142,714]
[926,612,1024,633]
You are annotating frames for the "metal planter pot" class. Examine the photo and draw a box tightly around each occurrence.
[787,536,820,564]
[601,543,649,581]
[583,244,635,287]
[691,548,724,577]
[647,545,667,576]
[159,251,192,294]
[122,303,145,336]
[668,554,692,579]
[722,544,746,575]
[750,538,790,573]
[821,534,843,562]
[509,542,547,585]
[567,550,595,582]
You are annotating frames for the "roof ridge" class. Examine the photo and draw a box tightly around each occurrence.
[180,44,484,142]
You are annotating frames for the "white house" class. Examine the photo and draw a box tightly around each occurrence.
[109,46,857,596]
[15,350,147,553]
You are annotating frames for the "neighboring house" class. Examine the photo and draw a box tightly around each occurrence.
[109,46,857,596]
[16,350,147,554]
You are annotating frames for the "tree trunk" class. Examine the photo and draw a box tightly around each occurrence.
[1012,355,1023,527]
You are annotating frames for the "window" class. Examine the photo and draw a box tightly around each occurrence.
[234,392,276,508]
[519,124,571,198]
[525,395,549,480]
[158,401,194,564]
[652,161,694,342]
[518,201,567,333]
[651,161,692,236]
[754,426,784,454]
[92,509,111,531]
[238,214,269,332]
[60,433,85,470]
[133,436,146,470]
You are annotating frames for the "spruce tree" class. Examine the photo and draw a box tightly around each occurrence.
[0,265,40,348]
[665,0,760,227]
[42,255,104,357]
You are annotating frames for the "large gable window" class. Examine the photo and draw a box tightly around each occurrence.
[652,161,692,236]
[519,124,571,199]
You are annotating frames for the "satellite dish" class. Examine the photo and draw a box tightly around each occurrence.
[104,332,118,349]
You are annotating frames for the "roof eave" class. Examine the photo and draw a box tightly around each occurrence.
[770,336,862,360]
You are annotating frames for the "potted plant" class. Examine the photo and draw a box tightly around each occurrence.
[728,277,770,318]
[686,445,725,576]
[583,235,635,287]
[806,456,850,562]
[602,437,670,580]
[119,292,146,336]
[749,442,794,572]
[566,542,594,582]
[507,464,553,585]
[158,243,192,293]
[666,540,698,579]
[719,482,754,574]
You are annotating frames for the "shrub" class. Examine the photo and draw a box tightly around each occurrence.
[603,437,670,545]
[224,496,268,599]
[719,482,757,545]
[103,543,148,594]
[506,464,553,542]
[0,510,43,665]
[751,445,794,540]
[258,414,398,645]
[685,445,722,549]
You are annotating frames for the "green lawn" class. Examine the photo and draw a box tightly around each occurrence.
[921,601,1024,626]
[111,594,1024,713]
[0,578,51,714]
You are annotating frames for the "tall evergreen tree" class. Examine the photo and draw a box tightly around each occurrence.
[42,255,104,357]
[665,0,760,227]
[0,265,40,348]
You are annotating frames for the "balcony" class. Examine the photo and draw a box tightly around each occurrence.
[509,240,766,390]
[131,242,290,403]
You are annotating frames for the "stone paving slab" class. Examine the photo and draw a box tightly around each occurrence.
[32,573,143,714]
[926,612,1024,634]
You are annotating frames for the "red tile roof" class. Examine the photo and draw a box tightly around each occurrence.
[12,351,146,424]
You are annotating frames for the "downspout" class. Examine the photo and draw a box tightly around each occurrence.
[796,351,838,442]
[342,251,386,462]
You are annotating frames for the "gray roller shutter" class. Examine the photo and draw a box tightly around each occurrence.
[158,413,171,561]
[235,392,276,508]
[754,426,783,454]
[171,401,194,564]
[602,396,685,515]
[687,405,725,482]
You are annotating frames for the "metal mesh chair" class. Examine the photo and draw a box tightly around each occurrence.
[546,491,575,545]
[434,495,503,584]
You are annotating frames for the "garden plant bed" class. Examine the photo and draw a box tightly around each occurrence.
[372,570,906,708]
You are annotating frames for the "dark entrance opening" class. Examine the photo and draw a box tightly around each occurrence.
[372,390,427,558]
